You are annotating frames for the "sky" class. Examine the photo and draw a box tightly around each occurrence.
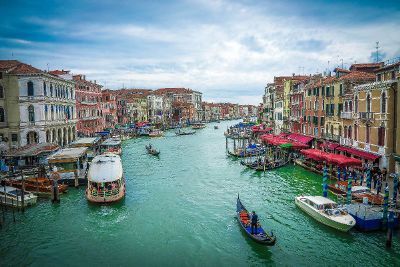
[1,0,400,104]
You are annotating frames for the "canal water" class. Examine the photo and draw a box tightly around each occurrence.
[0,120,399,266]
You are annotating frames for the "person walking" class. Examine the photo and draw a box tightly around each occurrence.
[251,211,258,235]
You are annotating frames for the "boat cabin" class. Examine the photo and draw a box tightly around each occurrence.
[300,196,338,211]
[70,137,101,162]
[47,147,88,186]
[4,143,60,168]
[100,138,122,155]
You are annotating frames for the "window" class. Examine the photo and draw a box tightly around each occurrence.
[338,103,343,116]
[349,101,352,112]
[381,92,386,113]
[322,87,325,96]
[366,125,370,143]
[325,104,329,115]
[330,104,335,116]
[339,84,343,96]
[308,89,311,96]
[11,133,18,142]
[348,126,352,139]
[326,87,330,96]
[28,105,35,122]
[331,86,335,97]
[50,84,53,97]
[378,125,385,146]
[354,96,358,113]
[320,117,324,126]
[0,85,3,98]
[391,71,396,80]
[27,81,34,96]
[0,107,4,122]
[377,74,382,81]
[354,124,358,140]
[43,82,47,96]
[0,72,2,79]
[316,88,319,96]
[366,94,371,113]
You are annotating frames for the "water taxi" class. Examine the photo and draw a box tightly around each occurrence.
[86,153,125,203]
[295,196,356,232]
[6,177,68,197]
[101,138,122,155]
[0,186,37,207]
[175,129,196,135]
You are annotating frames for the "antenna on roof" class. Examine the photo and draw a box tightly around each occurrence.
[375,41,380,63]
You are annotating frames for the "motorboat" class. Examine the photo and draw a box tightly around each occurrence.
[295,195,355,232]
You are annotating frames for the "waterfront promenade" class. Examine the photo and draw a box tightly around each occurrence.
[0,120,399,266]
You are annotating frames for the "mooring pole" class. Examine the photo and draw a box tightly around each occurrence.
[21,171,25,212]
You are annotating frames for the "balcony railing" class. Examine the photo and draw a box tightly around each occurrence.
[340,111,353,119]
[359,112,374,121]
[324,133,340,142]
[340,137,353,146]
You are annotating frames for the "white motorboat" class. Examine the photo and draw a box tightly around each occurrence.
[86,153,125,203]
[0,186,37,207]
[295,195,355,232]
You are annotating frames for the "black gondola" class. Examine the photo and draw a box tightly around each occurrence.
[242,160,289,171]
[236,195,276,245]
[145,145,160,156]
[175,129,196,136]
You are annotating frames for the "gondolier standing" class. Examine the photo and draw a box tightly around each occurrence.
[251,211,258,234]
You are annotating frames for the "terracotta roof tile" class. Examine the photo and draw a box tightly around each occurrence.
[338,71,375,81]
[0,60,21,71]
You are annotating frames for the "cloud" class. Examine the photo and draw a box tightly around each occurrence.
[0,0,399,104]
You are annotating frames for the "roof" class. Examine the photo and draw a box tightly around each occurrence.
[47,147,88,161]
[5,143,60,157]
[302,196,336,205]
[334,68,351,74]
[0,60,43,75]
[87,153,123,182]
[70,137,101,147]
[350,62,384,71]
[287,133,313,144]
[48,69,70,75]
[338,71,375,81]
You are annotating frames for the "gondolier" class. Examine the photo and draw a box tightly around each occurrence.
[251,211,258,234]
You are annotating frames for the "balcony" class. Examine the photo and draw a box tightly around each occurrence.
[340,137,353,147]
[324,133,340,142]
[340,111,353,120]
[359,112,374,122]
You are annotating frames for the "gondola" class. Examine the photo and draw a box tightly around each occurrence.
[244,160,289,171]
[236,195,276,246]
[145,145,160,156]
[175,129,196,136]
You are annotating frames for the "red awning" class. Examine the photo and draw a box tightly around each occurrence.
[251,125,273,133]
[287,133,313,144]
[278,132,290,138]
[300,149,362,166]
[336,146,381,161]
[320,142,340,150]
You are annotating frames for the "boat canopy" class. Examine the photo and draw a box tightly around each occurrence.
[300,149,362,166]
[320,142,340,151]
[47,147,88,163]
[251,125,273,133]
[88,153,123,183]
[302,196,336,205]
[101,138,121,147]
[70,137,101,147]
[261,134,309,149]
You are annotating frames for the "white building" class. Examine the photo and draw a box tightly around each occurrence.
[147,94,164,123]
[16,64,77,147]
[274,99,283,134]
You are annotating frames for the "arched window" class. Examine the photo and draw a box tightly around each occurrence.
[27,81,34,96]
[44,105,48,120]
[348,126,352,139]
[381,92,386,113]
[28,105,35,122]
[0,85,4,98]
[344,126,348,138]
[43,82,47,96]
[344,102,348,112]
[0,107,5,122]
[354,96,358,113]
[366,93,371,113]
[349,101,352,112]
[50,83,53,97]
[378,123,385,146]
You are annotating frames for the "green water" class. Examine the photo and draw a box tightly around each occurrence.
[0,120,399,266]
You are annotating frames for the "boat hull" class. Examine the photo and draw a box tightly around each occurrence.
[295,197,354,232]
[86,187,125,203]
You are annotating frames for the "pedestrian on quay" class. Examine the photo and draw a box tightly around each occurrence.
[251,211,258,235]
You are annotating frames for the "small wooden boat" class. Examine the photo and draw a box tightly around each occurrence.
[192,123,206,129]
[295,195,356,232]
[236,195,276,245]
[149,129,164,137]
[6,177,68,197]
[214,125,219,129]
[243,160,289,171]
[0,186,37,208]
[175,129,196,136]
[146,145,160,156]
[328,181,384,205]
